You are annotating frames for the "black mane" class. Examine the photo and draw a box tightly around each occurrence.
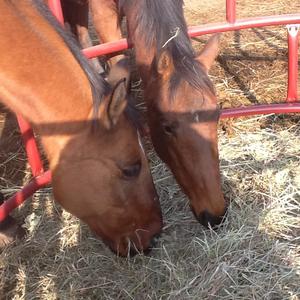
[120,0,214,94]
[33,0,109,116]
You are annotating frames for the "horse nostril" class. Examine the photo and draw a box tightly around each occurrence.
[142,247,152,256]
[191,207,227,229]
[149,233,160,248]
[129,247,139,257]
[131,233,161,257]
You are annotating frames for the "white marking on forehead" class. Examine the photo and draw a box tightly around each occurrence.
[194,112,200,123]
[137,131,145,154]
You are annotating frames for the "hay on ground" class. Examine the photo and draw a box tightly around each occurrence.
[1,0,299,299]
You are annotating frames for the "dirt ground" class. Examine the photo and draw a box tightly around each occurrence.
[0,1,300,299]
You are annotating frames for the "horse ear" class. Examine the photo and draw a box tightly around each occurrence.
[103,78,127,129]
[196,34,220,72]
[106,58,131,91]
[157,50,174,78]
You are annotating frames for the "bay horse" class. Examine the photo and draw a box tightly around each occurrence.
[0,0,162,256]
[62,0,227,228]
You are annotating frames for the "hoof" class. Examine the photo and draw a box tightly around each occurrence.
[0,192,25,247]
[0,191,25,248]
[0,216,25,248]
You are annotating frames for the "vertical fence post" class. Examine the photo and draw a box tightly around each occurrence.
[17,116,44,177]
[48,0,64,25]
[226,0,236,24]
[287,24,299,102]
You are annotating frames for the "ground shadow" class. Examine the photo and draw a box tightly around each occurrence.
[0,104,27,191]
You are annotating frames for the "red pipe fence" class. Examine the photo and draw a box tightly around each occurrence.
[0,0,299,222]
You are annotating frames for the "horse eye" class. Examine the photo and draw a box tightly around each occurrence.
[163,125,173,135]
[122,162,141,179]
[162,122,178,136]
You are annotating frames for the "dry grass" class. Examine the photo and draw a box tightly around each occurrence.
[1,0,300,299]
[1,116,299,299]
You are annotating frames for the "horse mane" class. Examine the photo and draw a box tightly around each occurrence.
[33,0,110,117]
[119,0,214,94]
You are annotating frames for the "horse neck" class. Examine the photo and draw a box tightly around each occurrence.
[122,6,154,80]
[126,23,155,80]
[0,1,94,167]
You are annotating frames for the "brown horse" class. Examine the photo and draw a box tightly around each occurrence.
[0,0,162,256]
[63,0,227,228]
[60,0,105,74]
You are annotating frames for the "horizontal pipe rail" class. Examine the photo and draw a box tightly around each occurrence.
[221,103,300,118]
[189,14,300,37]
[0,171,52,222]
[83,14,300,58]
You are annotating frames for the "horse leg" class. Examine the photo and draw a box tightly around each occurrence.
[89,0,125,67]
[61,0,104,74]
[0,192,25,248]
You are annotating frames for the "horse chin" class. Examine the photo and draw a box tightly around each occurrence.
[105,241,149,257]
[105,231,160,257]
[109,243,155,257]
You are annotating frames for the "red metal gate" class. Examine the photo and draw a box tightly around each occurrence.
[0,0,299,221]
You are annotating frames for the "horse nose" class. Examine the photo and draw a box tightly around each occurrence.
[192,207,227,229]
[109,215,163,257]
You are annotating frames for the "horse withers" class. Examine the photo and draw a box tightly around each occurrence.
[64,0,227,228]
[0,0,162,256]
